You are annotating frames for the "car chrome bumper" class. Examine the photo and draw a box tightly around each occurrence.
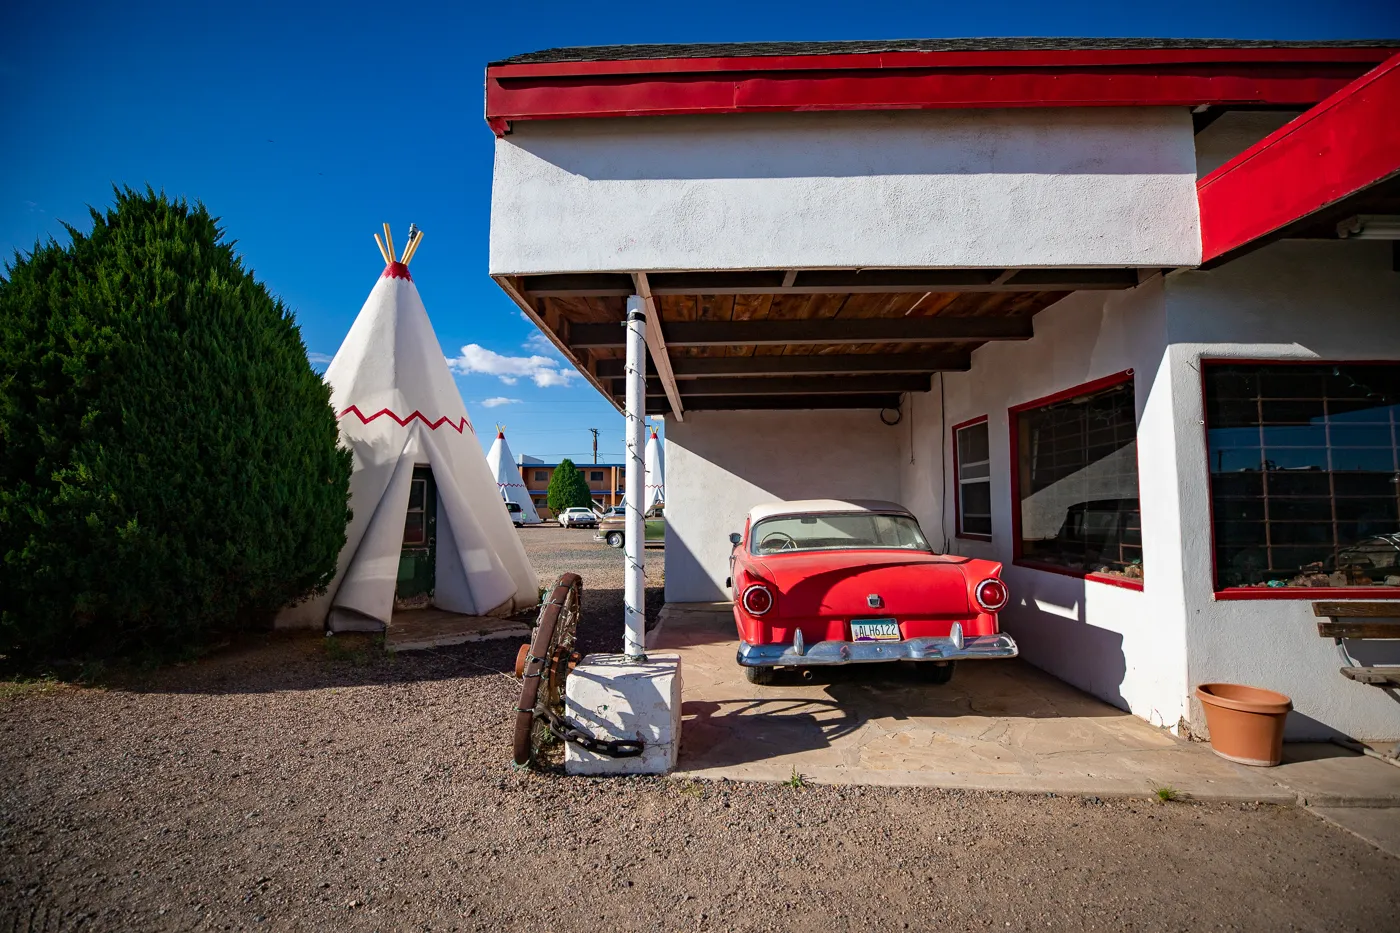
[736,628,1018,667]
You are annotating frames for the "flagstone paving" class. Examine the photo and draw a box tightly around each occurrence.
[654,603,1400,804]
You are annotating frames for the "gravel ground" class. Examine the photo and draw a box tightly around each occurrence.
[3,526,1398,932]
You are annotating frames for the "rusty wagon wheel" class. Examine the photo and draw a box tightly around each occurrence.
[512,573,583,767]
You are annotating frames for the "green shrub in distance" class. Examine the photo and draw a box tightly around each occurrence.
[546,458,594,514]
[0,187,352,664]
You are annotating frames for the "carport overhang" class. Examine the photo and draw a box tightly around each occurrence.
[1198,51,1400,268]
[486,38,1400,420]
[492,268,1152,418]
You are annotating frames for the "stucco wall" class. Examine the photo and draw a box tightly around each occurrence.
[899,279,1191,730]
[665,409,903,603]
[1165,240,1400,742]
[897,240,1400,741]
[491,108,1202,274]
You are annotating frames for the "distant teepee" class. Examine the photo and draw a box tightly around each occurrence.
[280,224,536,632]
[644,424,665,510]
[487,426,541,523]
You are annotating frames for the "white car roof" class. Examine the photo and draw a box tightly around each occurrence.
[747,499,913,524]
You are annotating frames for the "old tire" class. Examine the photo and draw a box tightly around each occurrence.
[606,531,624,548]
[744,665,777,686]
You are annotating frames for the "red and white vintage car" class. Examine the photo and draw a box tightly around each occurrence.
[728,500,1018,685]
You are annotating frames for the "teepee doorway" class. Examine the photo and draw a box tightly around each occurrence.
[395,466,437,610]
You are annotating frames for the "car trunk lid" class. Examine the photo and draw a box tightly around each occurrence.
[750,551,973,619]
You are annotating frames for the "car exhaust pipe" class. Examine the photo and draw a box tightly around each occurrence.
[800,668,814,681]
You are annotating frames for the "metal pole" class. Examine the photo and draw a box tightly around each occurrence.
[623,298,647,660]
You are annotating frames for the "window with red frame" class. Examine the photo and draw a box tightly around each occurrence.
[1205,362,1400,591]
[1013,378,1142,580]
[955,419,992,537]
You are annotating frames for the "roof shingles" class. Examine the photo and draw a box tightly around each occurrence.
[493,37,1400,67]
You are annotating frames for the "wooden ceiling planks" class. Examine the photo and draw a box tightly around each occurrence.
[544,287,1070,411]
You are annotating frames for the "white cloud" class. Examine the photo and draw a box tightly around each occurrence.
[532,368,574,387]
[522,331,556,354]
[480,396,522,408]
[446,343,578,388]
[307,351,334,365]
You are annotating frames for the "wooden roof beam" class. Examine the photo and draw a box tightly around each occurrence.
[642,393,903,414]
[520,273,635,296]
[615,374,931,396]
[633,272,685,422]
[571,316,1032,349]
[595,351,971,379]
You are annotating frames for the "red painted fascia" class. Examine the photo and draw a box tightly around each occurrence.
[1198,51,1400,265]
[1215,587,1400,601]
[485,46,1397,134]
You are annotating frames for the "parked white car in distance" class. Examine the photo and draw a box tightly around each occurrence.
[557,507,598,528]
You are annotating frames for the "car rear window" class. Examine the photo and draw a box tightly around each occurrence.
[750,513,932,555]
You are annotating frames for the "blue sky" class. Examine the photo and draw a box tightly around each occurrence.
[4,0,1397,462]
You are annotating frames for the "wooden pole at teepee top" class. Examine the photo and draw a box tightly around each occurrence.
[383,223,397,263]
[373,233,390,264]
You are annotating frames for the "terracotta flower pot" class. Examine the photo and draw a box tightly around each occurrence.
[1196,683,1293,767]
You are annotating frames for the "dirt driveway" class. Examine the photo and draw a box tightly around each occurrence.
[2,527,1397,932]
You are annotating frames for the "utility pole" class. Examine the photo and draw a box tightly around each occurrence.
[589,427,599,464]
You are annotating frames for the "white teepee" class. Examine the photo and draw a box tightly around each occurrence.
[644,425,665,511]
[280,225,536,632]
[487,427,540,523]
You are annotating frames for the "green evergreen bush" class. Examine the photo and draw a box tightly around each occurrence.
[546,459,594,514]
[0,187,352,664]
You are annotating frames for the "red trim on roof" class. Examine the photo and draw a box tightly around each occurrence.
[491,47,1395,79]
[485,46,1397,134]
[1197,52,1400,266]
[382,262,412,281]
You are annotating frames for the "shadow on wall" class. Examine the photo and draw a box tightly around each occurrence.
[999,575,1131,715]
[507,109,1190,182]
[664,409,905,604]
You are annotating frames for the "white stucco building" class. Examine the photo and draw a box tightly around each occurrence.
[486,38,1400,743]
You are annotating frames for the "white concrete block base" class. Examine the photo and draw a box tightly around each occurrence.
[564,653,682,776]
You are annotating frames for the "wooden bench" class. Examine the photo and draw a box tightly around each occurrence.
[1313,601,1400,687]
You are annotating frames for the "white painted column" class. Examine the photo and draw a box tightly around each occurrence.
[623,297,647,659]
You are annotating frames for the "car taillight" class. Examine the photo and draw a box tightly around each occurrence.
[975,578,1009,613]
[742,583,774,616]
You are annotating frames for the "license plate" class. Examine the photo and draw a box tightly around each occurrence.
[850,619,901,642]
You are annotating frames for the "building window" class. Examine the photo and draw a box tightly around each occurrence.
[590,471,604,482]
[954,417,991,538]
[1205,362,1400,592]
[534,470,548,482]
[1010,373,1143,583]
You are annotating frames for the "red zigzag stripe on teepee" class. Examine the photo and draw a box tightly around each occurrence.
[338,405,474,434]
